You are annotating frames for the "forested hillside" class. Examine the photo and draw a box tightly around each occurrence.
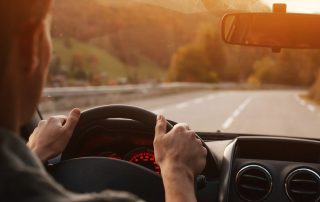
[49,0,320,93]
[49,0,219,85]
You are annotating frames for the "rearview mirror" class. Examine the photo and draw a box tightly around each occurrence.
[221,13,320,50]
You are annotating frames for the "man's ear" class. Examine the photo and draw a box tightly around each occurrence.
[17,23,41,74]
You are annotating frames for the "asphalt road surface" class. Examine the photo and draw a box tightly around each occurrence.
[43,90,320,139]
[125,90,320,139]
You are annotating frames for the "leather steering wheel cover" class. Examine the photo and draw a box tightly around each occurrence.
[61,104,218,178]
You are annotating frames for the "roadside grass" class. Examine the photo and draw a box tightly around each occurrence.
[53,38,126,79]
[52,38,165,82]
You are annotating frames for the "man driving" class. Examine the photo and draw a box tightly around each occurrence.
[0,0,207,202]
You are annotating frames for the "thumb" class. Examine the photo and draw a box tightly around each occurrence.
[63,108,81,132]
[155,114,167,136]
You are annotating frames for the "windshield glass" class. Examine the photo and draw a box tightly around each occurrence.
[40,0,320,139]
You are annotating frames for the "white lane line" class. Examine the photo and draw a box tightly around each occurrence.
[222,96,254,129]
[307,105,316,112]
[207,95,216,100]
[232,109,241,117]
[155,93,221,112]
[222,117,234,129]
[193,98,204,104]
[176,102,189,109]
[294,94,316,112]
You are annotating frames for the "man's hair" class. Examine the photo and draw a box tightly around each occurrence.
[0,0,51,70]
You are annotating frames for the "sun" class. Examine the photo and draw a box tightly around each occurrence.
[261,0,320,13]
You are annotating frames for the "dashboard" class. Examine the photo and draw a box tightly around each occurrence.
[54,118,320,202]
[76,124,161,174]
[213,136,320,202]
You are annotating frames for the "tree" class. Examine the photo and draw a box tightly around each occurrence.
[167,44,218,82]
[195,24,226,76]
[250,50,320,86]
[167,23,224,83]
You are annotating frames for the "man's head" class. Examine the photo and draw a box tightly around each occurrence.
[0,0,52,132]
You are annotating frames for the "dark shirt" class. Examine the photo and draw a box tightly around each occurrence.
[0,129,144,202]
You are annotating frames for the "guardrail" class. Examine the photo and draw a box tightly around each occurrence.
[40,82,304,115]
[42,82,251,98]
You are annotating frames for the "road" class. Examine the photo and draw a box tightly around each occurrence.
[126,90,320,139]
[43,90,320,139]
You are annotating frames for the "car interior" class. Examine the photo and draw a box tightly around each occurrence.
[20,1,320,202]
[22,104,320,202]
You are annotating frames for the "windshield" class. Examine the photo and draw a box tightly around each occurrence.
[40,0,320,139]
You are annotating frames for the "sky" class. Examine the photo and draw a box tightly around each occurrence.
[105,0,320,14]
[134,0,206,13]
[261,0,320,13]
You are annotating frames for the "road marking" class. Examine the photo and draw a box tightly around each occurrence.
[222,117,234,129]
[176,102,189,109]
[207,95,216,100]
[307,105,316,112]
[155,93,221,112]
[222,96,254,129]
[294,94,316,112]
[232,109,241,117]
[193,98,204,104]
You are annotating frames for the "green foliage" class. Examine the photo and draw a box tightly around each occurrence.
[49,0,320,89]
[168,44,218,82]
[51,38,126,85]
[49,38,164,86]
[51,0,214,69]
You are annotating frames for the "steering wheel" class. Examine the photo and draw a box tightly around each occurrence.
[48,105,218,202]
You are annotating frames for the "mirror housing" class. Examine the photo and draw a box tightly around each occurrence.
[221,12,320,51]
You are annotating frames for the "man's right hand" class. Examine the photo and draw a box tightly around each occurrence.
[154,114,207,202]
[27,108,81,162]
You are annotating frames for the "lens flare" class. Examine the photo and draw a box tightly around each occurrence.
[261,0,320,13]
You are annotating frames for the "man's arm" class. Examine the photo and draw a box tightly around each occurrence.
[27,108,81,162]
[154,115,207,202]
[26,110,206,202]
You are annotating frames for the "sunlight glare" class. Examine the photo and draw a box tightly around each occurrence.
[261,0,320,13]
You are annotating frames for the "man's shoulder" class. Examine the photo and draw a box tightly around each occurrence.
[0,127,43,169]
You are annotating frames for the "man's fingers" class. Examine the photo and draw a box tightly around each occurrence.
[63,108,81,132]
[174,123,190,130]
[155,114,167,136]
[52,115,67,125]
[38,120,47,127]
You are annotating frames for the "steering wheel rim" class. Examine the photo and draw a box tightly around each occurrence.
[62,105,218,178]
[62,104,173,160]
[49,105,218,201]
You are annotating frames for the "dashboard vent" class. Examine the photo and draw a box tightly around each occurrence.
[236,164,272,201]
[285,168,320,202]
